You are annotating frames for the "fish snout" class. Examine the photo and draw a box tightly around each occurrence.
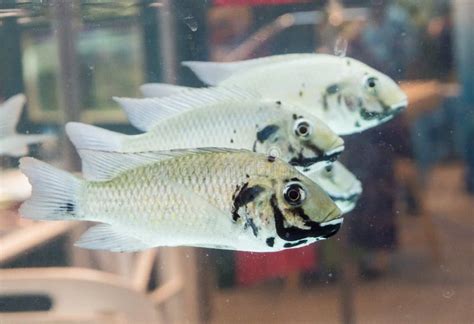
[390,99,408,113]
[324,138,345,163]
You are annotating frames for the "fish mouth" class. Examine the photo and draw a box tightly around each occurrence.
[271,195,343,242]
[360,99,408,121]
[329,192,361,203]
[328,180,363,203]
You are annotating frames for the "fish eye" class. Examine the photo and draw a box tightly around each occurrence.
[294,119,313,138]
[283,182,307,206]
[364,76,378,92]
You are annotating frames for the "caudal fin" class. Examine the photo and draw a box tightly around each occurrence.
[66,122,124,152]
[19,157,82,221]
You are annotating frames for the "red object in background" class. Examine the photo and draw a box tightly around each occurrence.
[214,0,310,6]
[235,245,317,286]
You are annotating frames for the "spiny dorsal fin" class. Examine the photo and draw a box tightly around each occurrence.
[0,94,26,137]
[114,87,260,132]
[182,54,316,85]
[66,122,124,152]
[140,83,191,98]
[78,148,248,181]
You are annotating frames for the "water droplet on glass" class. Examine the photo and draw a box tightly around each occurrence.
[184,16,198,32]
[442,289,455,299]
[334,36,348,57]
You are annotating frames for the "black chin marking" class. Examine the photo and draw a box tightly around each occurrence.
[289,149,341,168]
[359,98,404,121]
[283,239,307,248]
[270,195,341,241]
[266,237,275,247]
[231,183,265,222]
[256,125,279,143]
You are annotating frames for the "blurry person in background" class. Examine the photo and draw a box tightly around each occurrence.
[420,2,454,81]
[337,0,417,277]
[207,6,254,61]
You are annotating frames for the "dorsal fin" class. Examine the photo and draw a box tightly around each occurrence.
[78,148,246,181]
[182,60,269,85]
[0,93,26,137]
[140,83,191,98]
[182,54,315,85]
[114,87,260,132]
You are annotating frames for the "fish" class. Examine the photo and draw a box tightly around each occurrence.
[0,94,55,157]
[66,88,345,172]
[142,54,408,135]
[308,161,362,214]
[19,148,343,252]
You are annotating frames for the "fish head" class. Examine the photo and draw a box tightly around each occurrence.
[307,162,362,214]
[326,58,408,132]
[254,111,344,171]
[247,167,343,249]
[287,114,345,171]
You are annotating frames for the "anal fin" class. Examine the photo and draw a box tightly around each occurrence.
[75,224,151,252]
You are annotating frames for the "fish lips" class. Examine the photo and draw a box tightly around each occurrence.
[361,99,408,121]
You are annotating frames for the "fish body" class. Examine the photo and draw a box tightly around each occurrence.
[309,161,362,214]
[0,94,55,157]
[176,54,409,135]
[67,89,344,172]
[20,149,342,252]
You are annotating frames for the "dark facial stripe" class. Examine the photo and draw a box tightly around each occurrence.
[270,195,342,241]
[256,125,279,143]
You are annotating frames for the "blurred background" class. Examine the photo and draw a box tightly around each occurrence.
[0,0,473,323]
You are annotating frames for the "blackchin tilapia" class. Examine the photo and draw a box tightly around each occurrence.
[143,54,408,135]
[66,88,344,172]
[19,149,342,252]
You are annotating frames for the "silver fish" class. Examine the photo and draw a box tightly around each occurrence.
[308,161,362,214]
[143,54,408,135]
[19,149,342,252]
[66,88,344,171]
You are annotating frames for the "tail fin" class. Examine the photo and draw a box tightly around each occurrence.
[19,157,82,221]
[140,83,192,98]
[66,122,124,152]
[0,93,26,137]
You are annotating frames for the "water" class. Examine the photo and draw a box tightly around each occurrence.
[0,1,473,323]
